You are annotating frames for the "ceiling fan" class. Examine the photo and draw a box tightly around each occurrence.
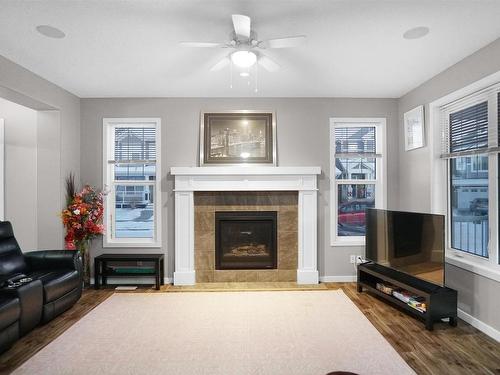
[179,14,306,72]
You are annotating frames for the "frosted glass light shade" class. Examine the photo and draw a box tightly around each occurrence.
[231,51,257,68]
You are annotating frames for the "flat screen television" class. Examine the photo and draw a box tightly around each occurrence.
[365,208,445,286]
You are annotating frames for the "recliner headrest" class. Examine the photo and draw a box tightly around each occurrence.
[0,222,14,239]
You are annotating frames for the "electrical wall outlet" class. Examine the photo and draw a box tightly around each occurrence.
[350,255,356,264]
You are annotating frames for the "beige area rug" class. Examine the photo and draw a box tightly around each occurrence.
[13,291,415,375]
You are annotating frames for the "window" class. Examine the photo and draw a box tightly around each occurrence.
[437,84,500,276]
[103,118,161,247]
[450,155,489,257]
[330,118,386,246]
[447,102,489,257]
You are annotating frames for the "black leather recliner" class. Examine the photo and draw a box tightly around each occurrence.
[0,221,82,353]
[0,295,20,353]
[24,250,83,323]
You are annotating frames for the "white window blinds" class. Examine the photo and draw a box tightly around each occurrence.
[449,101,488,153]
[440,83,500,159]
[113,127,156,163]
[498,92,500,145]
[334,126,379,158]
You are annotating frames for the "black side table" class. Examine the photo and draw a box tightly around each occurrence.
[94,254,165,290]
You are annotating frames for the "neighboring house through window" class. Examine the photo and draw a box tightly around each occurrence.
[103,118,161,247]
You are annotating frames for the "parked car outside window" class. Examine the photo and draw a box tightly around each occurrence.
[337,198,375,235]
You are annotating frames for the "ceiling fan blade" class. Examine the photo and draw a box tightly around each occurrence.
[232,14,251,39]
[260,35,306,49]
[210,57,230,71]
[179,42,224,48]
[258,56,280,72]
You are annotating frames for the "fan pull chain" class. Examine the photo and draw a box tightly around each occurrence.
[229,60,233,89]
[254,63,258,93]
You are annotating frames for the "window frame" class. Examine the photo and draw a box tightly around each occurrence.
[329,117,387,247]
[444,93,499,267]
[429,77,500,282]
[102,118,162,248]
[448,155,490,258]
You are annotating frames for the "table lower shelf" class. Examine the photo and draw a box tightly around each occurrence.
[359,282,426,319]
[102,272,157,277]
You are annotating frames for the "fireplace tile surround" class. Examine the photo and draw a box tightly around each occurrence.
[171,167,321,285]
[195,192,297,282]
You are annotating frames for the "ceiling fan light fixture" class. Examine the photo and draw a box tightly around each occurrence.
[231,51,257,68]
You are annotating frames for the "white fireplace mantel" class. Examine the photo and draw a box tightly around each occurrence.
[170,166,322,285]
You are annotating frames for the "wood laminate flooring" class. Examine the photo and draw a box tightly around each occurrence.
[0,282,499,375]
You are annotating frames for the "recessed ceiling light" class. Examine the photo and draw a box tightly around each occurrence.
[36,25,65,39]
[240,72,250,77]
[403,26,430,40]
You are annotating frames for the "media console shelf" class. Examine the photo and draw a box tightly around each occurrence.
[357,262,457,330]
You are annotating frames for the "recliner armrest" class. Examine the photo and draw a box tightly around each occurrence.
[24,250,82,272]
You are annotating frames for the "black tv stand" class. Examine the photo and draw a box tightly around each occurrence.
[357,262,457,330]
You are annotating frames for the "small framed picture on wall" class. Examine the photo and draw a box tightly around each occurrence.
[404,105,425,151]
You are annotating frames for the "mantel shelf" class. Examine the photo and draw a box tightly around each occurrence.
[170,166,321,176]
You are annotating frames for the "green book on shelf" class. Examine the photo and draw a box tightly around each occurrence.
[112,267,155,274]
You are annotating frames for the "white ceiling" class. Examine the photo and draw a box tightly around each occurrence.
[1,0,500,98]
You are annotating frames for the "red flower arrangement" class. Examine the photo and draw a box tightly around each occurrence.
[61,174,105,285]
[62,185,104,250]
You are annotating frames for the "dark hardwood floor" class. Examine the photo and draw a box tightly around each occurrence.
[1,283,499,375]
[328,283,500,375]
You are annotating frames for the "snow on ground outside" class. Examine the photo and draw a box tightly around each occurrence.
[115,205,153,238]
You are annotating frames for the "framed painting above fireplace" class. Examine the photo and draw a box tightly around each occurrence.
[199,110,276,166]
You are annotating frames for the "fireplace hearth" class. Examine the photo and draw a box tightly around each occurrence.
[215,211,277,270]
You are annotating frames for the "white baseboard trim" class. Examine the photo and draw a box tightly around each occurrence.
[458,308,500,342]
[90,277,172,285]
[173,271,196,285]
[319,276,357,282]
[297,270,319,284]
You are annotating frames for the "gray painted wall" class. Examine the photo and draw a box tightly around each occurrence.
[0,98,38,249]
[80,97,399,279]
[398,38,500,332]
[36,110,62,249]
[0,100,63,250]
[0,55,80,249]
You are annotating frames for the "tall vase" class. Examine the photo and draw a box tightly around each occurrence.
[77,240,91,287]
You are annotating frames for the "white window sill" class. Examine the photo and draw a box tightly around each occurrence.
[103,241,162,248]
[446,252,500,283]
[331,239,365,247]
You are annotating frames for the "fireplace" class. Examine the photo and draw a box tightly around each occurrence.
[215,211,277,270]
[171,167,320,285]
